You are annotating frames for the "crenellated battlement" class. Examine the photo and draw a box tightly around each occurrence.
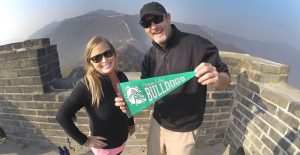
[0,39,299,154]
[0,38,50,51]
[220,52,300,155]
[0,38,62,94]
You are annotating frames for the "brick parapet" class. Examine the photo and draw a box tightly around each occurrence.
[0,39,62,94]
[223,51,300,154]
[221,51,289,84]
[0,41,299,154]
[0,38,50,52]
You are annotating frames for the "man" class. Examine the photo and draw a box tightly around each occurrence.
[115,2,231,155]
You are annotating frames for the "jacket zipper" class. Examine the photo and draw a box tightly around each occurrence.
[163,49,170,74]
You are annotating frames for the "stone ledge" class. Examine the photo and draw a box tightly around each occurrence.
[0,38,50,52]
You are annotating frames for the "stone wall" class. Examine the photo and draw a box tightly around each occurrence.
[222,52,300,155]
[0,38,63,148]
[0,39,299,154]
[0,38,61,93]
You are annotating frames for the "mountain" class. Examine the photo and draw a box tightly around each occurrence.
[30,21,61,37]
[29,9,242,78]
[117,43,144,72]
[29,9,299,89]
[200,25,300,89]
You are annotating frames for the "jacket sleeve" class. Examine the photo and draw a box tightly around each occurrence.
[56,80,90,145]
[141,50,152,79]
[128,117,135,126]
[202,39,229,74]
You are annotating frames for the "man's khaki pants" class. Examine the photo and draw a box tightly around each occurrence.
[147,117,198,155]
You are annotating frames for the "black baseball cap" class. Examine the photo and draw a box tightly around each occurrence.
[140,2,167,21]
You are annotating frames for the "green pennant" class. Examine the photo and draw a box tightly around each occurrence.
[118,71,195,118]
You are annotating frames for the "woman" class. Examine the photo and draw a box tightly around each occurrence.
[56,36,135,155]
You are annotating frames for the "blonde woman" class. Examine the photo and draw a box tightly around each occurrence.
[56,36,135,155]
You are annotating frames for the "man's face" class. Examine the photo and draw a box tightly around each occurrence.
[141,14,172,47]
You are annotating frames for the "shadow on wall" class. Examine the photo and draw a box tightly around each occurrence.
[0,126,6,143]
[0,99,59,154]
[227,71,300,155]
[273,127,299,154]
[50,66,85,90]
[226,72,267,155]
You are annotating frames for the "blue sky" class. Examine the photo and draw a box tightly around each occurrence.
[1,0,300,50]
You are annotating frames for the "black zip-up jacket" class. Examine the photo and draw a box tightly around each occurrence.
[141,25,229,132]
[56,71,134,148]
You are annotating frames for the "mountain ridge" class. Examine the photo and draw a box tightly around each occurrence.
[200,25,300,89]
[29,9,299,89]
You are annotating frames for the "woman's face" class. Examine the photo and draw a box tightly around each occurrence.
[89,42,116,75]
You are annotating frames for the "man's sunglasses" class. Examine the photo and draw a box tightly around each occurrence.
[89,49,114,63]
[140,15,164,28]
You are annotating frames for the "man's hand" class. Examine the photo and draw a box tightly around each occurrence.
[194,62,230,90]
[194,62,218,85]
[115,97,127,113]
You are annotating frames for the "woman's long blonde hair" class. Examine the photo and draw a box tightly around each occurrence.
[83,36,116,107]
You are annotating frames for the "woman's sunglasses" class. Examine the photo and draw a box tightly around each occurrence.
[89,49,114,63]
[140,15,164,28]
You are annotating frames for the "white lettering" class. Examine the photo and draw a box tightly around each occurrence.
[164,81,170,91]
[150,86,158,99]
[169,80,175,87]
[154,85,163,96]
[145,87,153,101]
[159,83,167,94]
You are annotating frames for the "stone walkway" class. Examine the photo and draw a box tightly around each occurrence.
[0,141,229,155]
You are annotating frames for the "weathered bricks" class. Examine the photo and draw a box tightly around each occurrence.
[1,43,300,154]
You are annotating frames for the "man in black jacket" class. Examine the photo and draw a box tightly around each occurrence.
[116,2,231,155]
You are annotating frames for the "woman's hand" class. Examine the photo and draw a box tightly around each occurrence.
[128,125,136,136]
[84,136,107,148]
[115,97,127,113]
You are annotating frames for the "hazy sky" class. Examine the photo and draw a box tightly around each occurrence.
[1,0,300,50]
